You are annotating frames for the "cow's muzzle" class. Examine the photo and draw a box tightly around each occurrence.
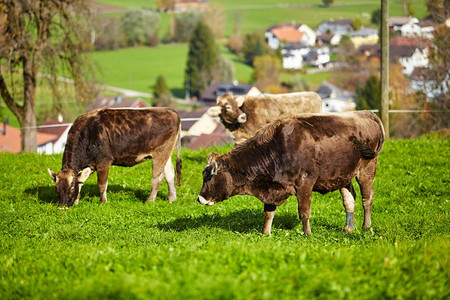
[197,195,215,206]
[237,113,247,123]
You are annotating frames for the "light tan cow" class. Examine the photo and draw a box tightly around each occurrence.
[208,92,322,144]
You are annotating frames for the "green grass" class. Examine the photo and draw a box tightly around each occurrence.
[0,137,449,299]
[89,44,253,96]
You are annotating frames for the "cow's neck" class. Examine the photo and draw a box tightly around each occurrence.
[61,130,91,172]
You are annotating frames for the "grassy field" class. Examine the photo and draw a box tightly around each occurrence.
[0,136,448,299]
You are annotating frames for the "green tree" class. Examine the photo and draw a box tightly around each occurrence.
[121,8,160,46]
[0,0,96,152]
[371,8,381,25]
[322,0,334,7]
[251,54,282,92]
[153,75,171,99]
[242,32,267,66]
[185,22,217,98]
[174,11,200,43]
[355,75,380,110]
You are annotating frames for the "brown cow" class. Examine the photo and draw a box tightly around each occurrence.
[48,107,182,208]
[197,111,384,235]
[208,92,322,144]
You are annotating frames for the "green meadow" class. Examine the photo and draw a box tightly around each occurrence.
[0,135,448,299]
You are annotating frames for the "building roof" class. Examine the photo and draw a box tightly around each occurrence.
[38,119,71,141]
[350,27,378,37]
[271,26,305,43]
[315,81,354,101]
[320,19,352,26]
[388,16,416,26]
[0,124,57,154]
[89,96,149,111]
[200,82,254,103]
[176,108,208,132]
[186,123,230,150]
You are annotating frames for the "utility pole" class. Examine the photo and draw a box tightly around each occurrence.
[381,0,390,139]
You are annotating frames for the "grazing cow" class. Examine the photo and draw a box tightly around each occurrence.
[48,108,182,208]
[197,111,384,235]
[208,92,322,144]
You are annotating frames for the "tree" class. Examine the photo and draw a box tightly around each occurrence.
[0,0,96,152]
[425,0,450,23]
[355,75,380,110]
[174,11,200,43]
[185,23,217,98]
[371,8,381,25]
[242,32,267,66]
[94,17,123,50]
[121,8,160,46]
[251,54,282,92]
[153,75,171,99]
[211,55,235,84]
[156,0,175,12]
[201,3,226,38]
[322,0,334,7]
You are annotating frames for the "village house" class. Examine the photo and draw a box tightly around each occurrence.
[316,19,353,35]
[200,82,259,105]
[0,122,58,154]
[316,33,342,46]
[315,81,356,112]
[350,27,379,48]
[37,117,71,154]
[176,108,230,149]
[282,44,330,69]
[399,18,436,39]
[265,23,316,49]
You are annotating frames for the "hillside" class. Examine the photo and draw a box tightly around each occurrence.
[0,137,448,298]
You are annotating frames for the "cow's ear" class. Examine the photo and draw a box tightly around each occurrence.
[77,167,92,183]
[207,153,219,175]
[235,96,245,107]
[207,106,222,117]
[48,168,57,182]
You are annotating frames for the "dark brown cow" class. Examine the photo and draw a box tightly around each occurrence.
[197,111,384,235]
[208,92,322,144]
[48,107,181,208]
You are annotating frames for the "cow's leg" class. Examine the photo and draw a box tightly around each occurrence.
[147,158,165,203]
[163,158,177,203]
[340,182,356,233]
[97,165,110,203]
[74,183,83,205]
[356,159,377,229]
[296,184,313,236]
[262,204,277,235]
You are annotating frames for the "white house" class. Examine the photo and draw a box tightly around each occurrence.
[316,81,356,112]
[400,18,435,39]
[391,45,429,76]
[316,19,353,35]
[265,23,316,49]
[37,118,71,154]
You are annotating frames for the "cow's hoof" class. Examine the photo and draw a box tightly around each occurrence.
[169,198,176,203]
[344,225,355,233]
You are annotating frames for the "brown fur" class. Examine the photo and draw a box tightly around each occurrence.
[198,111,384,235]
[216,92,322,144]
[49,107,182,207]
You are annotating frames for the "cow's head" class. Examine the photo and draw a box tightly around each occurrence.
[48,167,92,208]
[207,94,247,125]
[197,153,233,206]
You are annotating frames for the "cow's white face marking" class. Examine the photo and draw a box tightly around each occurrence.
[197,195,215,206]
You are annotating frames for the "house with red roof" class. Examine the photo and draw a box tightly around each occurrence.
[265,23,316,49]
[0,123,58,154]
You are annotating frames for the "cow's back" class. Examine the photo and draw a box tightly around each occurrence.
[236,92,322,142]
[63,108,180,168]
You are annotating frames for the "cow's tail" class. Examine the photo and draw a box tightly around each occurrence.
[352,113,385,160]
[175,123,182,186]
